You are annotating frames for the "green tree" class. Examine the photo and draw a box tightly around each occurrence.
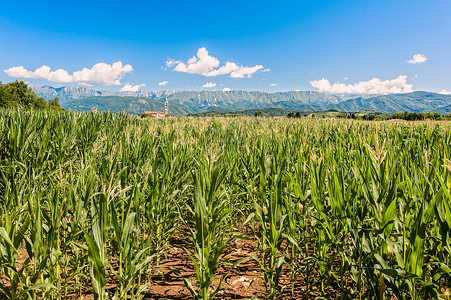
[0,80,49,109]
[48,97,60,107]
[255,110,263,117]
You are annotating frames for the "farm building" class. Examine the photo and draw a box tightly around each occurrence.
[144,97,169,118]
[144,111,165,118]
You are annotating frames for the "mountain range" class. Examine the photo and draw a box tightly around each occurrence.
[32,85,175,102]
[33,86,451,116]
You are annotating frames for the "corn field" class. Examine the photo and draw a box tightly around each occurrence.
[0,109,450,299]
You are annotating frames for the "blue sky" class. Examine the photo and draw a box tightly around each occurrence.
[0,0,450,94]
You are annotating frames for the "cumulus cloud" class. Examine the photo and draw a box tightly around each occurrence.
[167,47,219,75]
[166,47,265,78]
[309,76,413,95]
[159,81,168,86]
[222,87,231,91]
[407,54,427,64]
[121,83,145,92]
[270,83,277,87]
[202,82,216,88]
[439,89,451,95]
[4,62,133,86]
[229,65,264,78]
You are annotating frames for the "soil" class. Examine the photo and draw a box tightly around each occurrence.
[140,235,345,300]
[2,229,352,300]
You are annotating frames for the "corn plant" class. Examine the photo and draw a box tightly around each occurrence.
[109,186,155,299]
[0,110,451,300]
[85,192,108,300]
[249,147,290,300]
[181,157,243,300]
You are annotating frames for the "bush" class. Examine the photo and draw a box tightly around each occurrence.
[255,110,263,117]
[141,113,155,118]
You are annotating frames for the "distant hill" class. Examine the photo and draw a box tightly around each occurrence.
[33,85,174,102]
[191,107,307,117]
[166,90,343,109]
[34,86,344,106]
[436,104,451,115]
[327,91,451,113]
[269,100,321,111]
[62,96,197,115]
[190,109,384,118]
[43,84,451,115]
[33,86,102,101]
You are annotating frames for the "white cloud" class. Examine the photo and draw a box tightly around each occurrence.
[229,65,264,78]
[166,47,265,78]
[261,68,270,72]
[202,82,216,88]
[309,75,413,95]
[4,62,133,86]
[407,54,427,64]
[343,77,349,81]
[295,89,300,92]
[159,81,168,86]
[270,83,277,87]
[439,89,451,95]
[167,47,219,75]
[222,87,231,91]
[121,83,145,92]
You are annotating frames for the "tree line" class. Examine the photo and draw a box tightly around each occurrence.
[337,111,448,121]
[0,80,61,109]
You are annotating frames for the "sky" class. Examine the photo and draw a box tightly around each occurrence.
[0,0,450,94]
